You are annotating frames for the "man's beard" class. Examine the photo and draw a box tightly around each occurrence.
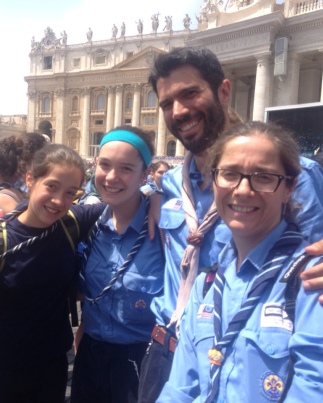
[170,102,226,155]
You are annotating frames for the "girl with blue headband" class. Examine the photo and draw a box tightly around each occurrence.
[71,126,165,402]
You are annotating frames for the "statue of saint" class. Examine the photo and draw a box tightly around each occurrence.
[61,30,67,45]
[120,22,126,37]
[183,14,191,30]
[87,27,93,41]
[136,19,143,34]
[111,24,118,38]
[164,16,173,31]
[151,13,160,33]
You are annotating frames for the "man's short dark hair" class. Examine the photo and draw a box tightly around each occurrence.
[149,47,225,97]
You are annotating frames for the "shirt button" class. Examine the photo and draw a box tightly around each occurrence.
[141,286,147,292]
[266,344,276,355]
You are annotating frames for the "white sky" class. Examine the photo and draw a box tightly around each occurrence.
[0,0,201,115]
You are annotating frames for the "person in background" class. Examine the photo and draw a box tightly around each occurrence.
[0,136,25,214]
[0,143,105,403]
[71,126,165,403]
[149,161,170,190]
[158,121,323,402]
[138,47,323,403]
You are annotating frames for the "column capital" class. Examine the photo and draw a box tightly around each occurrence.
[131,83,142,92]
[106,85,116,94]
[55,88,66,98]
[27,90,38,99]
[115,84,124,93]
[81,87,92,96]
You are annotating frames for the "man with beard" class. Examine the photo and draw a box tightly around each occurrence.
[138,47,323,403]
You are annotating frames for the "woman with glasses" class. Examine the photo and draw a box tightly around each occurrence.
[158,121,323,402]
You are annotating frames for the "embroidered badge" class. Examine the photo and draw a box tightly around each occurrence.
[173,199,182,210]
[261,372,285,401]
[135,299,147,311]
[197,303,213,319]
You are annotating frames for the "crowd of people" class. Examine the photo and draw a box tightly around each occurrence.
[1,47,323,403]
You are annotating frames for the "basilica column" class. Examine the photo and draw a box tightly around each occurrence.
[54,88,66,144]
[156,107,166,156]
[27,90,37,132]
[132,83,142,127]
[81,87,91,157]
[106,86,115,133]
[114,85,124,127]
[252,54,271,121]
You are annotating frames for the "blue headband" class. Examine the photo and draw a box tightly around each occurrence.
[99,130,152,167]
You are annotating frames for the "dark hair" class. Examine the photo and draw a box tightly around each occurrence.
[0,136,23,180]
[149,47,225,98]
[150,160,170,173]
[109,125,155,167]
[208,121,301,187]
[30,143,85,186]
[18,132,47,175]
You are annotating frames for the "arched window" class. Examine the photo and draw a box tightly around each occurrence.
[147,90,157,107]
[167,140,176,157]
[126,95,133,110]
[43,96,50,113]
[72,96,79,112]
[97,94,105,110]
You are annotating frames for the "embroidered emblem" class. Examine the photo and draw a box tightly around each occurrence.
[135,299,147,311]
[261,372,285,401]
[173,199,182,210]
[197,303,213,319]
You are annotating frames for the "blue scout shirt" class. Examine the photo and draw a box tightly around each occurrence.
[158,220,323,402]
[150,156,323,330]
[80,195,165,344]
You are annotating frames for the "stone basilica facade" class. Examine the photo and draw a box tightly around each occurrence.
[25,0,323,158]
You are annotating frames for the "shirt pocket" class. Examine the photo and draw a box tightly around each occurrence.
[159,198,186,230]
[241,327,291,359]
[122,271,164,325]
[194,314,215,347]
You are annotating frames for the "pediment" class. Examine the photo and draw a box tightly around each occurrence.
[113,46,165,70]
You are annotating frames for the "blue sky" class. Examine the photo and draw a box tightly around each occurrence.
[0,0,201,115]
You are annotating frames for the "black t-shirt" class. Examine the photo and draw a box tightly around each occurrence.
[0,203,105,369]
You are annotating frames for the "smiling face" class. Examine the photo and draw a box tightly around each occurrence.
[95,141,147,211]
[213,135,293,248]
[21,164,83,228]
[156,65,230,155]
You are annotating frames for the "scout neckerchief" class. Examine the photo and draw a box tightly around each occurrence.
[205,223,304,402]
[80,197,150,304]
[170,152,220,328]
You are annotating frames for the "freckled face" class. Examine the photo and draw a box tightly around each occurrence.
[157,65,229,155]
[213,135,293,246]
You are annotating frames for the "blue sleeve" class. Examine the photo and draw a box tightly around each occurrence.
[157,275,206,402]
[285,257,323,401]
[292,157,323,243]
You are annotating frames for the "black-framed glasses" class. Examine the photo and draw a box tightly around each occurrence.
[211,168,294,193]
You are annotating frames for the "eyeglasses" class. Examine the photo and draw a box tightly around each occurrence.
[211,168,294,193]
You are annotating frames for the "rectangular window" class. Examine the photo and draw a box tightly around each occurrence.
[73,58,80,68]
[95,120,103,125]
[43,56,52,70]
[125,118,132,125]
[126,52,134,59]
[95,56,106,65]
